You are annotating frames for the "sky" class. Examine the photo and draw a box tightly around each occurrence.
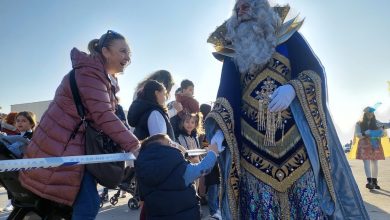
[0,0,389,144]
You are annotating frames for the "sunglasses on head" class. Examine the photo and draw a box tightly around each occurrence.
[99,30,120,49]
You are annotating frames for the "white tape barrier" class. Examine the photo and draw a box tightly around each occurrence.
[0,153,135,173]
[186,149,208,157]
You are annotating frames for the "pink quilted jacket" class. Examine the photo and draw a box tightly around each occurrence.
[19,48,140,206]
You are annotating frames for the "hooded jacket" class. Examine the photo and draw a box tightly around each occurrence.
[127,99,175,140]
[135,143,200,220]
[19,48,140,206]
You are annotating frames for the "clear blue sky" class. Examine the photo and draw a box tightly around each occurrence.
[0,0,389,143]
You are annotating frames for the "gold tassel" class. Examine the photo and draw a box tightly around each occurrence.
[276,111,283,129]
[258,99,265,130]
[279,191,290,220]
[257,83,288,147]
[264,111,276,146]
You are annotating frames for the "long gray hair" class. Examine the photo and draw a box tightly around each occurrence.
[226,0,280,74]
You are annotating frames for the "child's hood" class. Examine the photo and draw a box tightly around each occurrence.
[135,143,186,186]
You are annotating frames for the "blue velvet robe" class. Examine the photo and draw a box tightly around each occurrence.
[205,32,369,220]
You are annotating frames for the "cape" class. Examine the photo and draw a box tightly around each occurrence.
[205,30,369,220]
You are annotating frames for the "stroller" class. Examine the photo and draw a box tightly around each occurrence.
[99,166,140,210]
[0,135,72,220]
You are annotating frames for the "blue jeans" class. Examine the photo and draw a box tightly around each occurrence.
[207,184,219,215]
[72,171,100,220]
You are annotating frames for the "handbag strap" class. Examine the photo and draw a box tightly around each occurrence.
[68,70,116,141]
[68,69,87,141]
[69,69,86,119]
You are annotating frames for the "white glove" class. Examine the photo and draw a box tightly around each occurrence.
[268,84,296,112]
[211,129,225,153]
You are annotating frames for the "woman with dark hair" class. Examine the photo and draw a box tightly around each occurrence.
[353,107,390,190]
[133,70,174,100]
[19,30,140,219]
[128,80,175,141]
[128,80,176,220]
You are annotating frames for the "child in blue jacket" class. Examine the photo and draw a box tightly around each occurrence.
[135,133,219,220]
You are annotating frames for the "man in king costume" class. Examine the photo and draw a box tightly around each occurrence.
[205,0,369,219]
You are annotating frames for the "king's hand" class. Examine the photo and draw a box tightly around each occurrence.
[268,84,296,112]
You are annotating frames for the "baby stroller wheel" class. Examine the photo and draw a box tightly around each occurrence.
[110,196,118,206]
[128,198,140,210]
[99,192,108,208]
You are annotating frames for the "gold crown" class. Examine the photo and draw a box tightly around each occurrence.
[207,5,304,59]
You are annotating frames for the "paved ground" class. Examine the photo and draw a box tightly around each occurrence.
[347,157,390,220]
[0,154,389,219]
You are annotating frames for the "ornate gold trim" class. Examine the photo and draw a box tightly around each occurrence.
[273,52,291,70]
[241,119,301,158]
[241,52,291,89]
[289,70,336,203]
[241,52,292,119]
[241,146,310,192]
[206,97,240,219]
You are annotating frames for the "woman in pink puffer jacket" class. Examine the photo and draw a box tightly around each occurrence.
[19,30,140,219]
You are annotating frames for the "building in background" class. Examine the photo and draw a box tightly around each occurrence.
[11,100,52,122]
[10,100,129,123]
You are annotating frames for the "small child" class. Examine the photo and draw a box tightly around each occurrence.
[1,111,36,158]
[177,113,203,163]
[0,111,36,212]
[15,111,36,139]
[176,113,205,205]
[135,133,218,220]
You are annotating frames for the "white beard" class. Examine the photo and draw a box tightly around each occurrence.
[226,4,279,74]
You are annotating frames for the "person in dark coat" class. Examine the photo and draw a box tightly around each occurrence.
[135,133,219,220]
[128,80,175,141]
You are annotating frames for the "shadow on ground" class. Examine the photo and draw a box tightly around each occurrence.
[364,201,390,220]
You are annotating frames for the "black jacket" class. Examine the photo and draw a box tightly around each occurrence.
[127,99,175,140]
[135,143,200,220]
[169,114,181,139]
